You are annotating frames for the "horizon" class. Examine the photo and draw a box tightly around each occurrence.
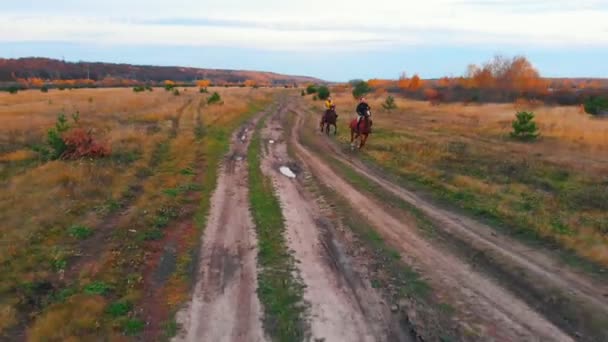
[2,0,608,81]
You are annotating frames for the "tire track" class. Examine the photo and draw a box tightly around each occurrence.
[173,114,265,342]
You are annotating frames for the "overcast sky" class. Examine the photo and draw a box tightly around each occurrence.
[2,0,608,80]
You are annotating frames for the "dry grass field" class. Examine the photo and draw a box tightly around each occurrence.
[314,92,608,267]
[0,87,272,340]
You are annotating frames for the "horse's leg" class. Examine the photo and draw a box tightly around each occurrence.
[359,134,368,149]
[333,124,337,135]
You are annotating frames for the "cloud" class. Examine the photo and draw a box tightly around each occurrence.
[2,0,608,51]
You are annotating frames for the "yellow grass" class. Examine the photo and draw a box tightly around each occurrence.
[0,149,35,162]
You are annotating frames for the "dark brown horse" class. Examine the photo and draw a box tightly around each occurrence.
[350,116,372,149]
[320,107,338,135]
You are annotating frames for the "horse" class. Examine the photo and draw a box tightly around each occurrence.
[320,107,338,135]
[350,115,372,150]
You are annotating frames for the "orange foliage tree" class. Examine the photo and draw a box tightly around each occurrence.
[196,79,211,88]
[244,79,257,87]
[408,74,423,91]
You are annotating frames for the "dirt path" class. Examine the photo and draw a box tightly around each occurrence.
[259,101,410,342]
[291,106,574,341]
[173,115,266,342]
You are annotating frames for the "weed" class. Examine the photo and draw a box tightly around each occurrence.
[179,167,195,175]
[106,301,132,317]
[142,228,164,241]
[68,225,93,239]
[83,281,111,296]
[122,318,145,336]
[163,319,179,338]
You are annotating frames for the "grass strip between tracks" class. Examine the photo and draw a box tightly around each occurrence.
[248,112,308,342]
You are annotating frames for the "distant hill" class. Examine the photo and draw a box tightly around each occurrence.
[0,57,324,86]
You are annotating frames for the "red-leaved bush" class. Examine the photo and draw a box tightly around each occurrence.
[61,128,111,159]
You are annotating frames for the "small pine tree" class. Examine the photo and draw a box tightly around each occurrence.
[382,96,397,111]
[352,81,371,99]
[306,85,317,94]
[317,86,330,100]
[207,92,222,105]
[510,111,539,141]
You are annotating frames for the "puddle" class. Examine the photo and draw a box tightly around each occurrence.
[279,166,296,179]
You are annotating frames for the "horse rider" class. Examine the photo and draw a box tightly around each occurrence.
[322,96,335,125]
[355,97,371,132]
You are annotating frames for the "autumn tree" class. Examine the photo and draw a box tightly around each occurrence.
[244,79,257,87]
[196,79,211,88]
[408,74,423,91]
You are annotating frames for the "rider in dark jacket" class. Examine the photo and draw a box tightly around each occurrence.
[355,97,371,132]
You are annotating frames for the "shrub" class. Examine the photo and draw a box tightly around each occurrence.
[313,95,318,101]
[40,86,49,93]
[207,92,222,105]
[164,84,175,91]
[199,87,209,93]
[352,81,371,99]
[584,96,608,115]
[382,96,397,111]
[301,90,306,96]
[61,128,111,159]
[510,111,539,141]
[173,89,180,96]
[306,84,317,94]
[317,85,330,100]
[7,86,19,94]
[145,85,153,91]
[133,86,145,92]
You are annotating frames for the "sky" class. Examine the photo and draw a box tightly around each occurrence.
[2,0,608,81]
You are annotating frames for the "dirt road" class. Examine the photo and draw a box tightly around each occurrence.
[174,95,606,341]
[259,103,410,341]
[173,116,266,342]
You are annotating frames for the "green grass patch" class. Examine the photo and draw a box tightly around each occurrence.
[83,281,111,296]
[106,301,132,317]
[122,318,145,336]
[68,225,93,239]
[248,114,308,341]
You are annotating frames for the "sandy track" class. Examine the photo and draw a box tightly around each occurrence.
[260,102,409,341]
[291,106,574,341]
[173,116,266,342]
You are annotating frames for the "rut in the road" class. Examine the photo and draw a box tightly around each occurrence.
[259,103,411,342]
[291,106,574,342]
[173,117,265,342]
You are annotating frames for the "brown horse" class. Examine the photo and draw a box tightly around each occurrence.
[350,116,372,149]
[320,108,338,135]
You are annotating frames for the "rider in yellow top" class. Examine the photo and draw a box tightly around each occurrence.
[321,96,335,128]
[325,96,334,111]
